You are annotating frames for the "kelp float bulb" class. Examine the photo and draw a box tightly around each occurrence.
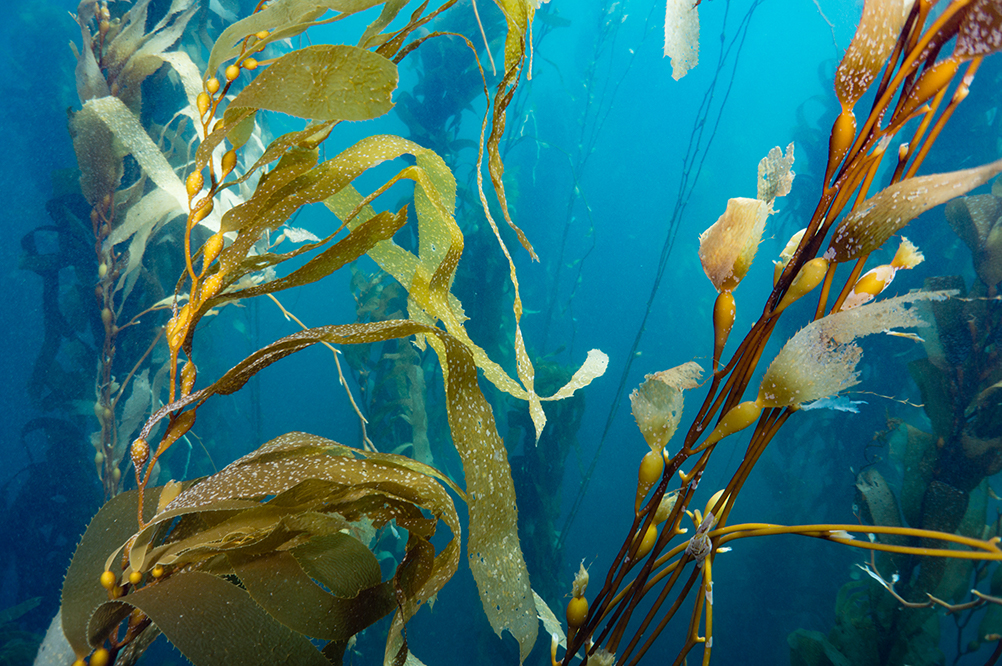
[220,149,238,179]
[181,361,198,395]
[897,58,960,121]
[185,170,203,201]
[773,257,828,314]
[712,291,735,371]
[189,197,214,226]
[566,562,590,634]
[634,522,658,559]
[205,77,220,95]
[225,64,241,82]
[566,596,588,630]
[254,30,269,40]
[99,570,116,591]
[242,57,258,71]
[127,570,142,585]
[635,449,664,511]
[196,92,211,119]
[773,229,807,285]
[202,232,224,267]
[699,401,762,450]
[90,648,110,666]
[130,437,149,471]
[825,108,856,184]
[840,238,923,310]
[97,262,108,279]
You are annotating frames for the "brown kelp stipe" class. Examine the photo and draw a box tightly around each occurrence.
[558,2,1002,665]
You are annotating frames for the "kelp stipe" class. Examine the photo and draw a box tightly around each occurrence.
[52,1,607,665]
[554,3,1002,666]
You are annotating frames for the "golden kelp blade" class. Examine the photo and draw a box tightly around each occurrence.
[322,136,607,441]
[834,0,913,107]
[825,158,1002,262]
[133,319,540,662]
[757,291,946,408]
[698,197,768,293]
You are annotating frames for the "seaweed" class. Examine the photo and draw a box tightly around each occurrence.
[52,2,602,664]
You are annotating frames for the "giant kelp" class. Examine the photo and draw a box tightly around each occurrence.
[554,2,1002,666]
[53,1,606,665]
[43,1,1002,665]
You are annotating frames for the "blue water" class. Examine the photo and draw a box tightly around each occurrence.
[2,0,1001,664]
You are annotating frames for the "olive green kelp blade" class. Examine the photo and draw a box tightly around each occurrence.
[91,572,331,666]
[63,431,470,665]
[229,44,397,121]
[60,487,168,658]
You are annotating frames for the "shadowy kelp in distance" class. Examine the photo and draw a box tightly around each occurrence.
[50,0,607,664]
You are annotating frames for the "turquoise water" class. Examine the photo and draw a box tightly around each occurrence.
[2,1,1001,664]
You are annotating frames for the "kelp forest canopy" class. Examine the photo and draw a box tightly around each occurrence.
[4,1,1002,666]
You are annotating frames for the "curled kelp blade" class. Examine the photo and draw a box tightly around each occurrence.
[60,486,171,657]
[75,432,465,664]
[321,136,607,442]
[826,158,1002,263]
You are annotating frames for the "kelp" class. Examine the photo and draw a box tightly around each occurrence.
[557,2,1002,665]
[60,0,215,498]
[58,1,591,663]
[63,434,459,664]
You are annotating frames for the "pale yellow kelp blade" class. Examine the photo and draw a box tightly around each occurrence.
[826,158,1002,263]
[758,291,949,408]
[73,97,189,217]
[757,143,796,207]
[631,362,703,453]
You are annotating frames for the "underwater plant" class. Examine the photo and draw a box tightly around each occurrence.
[29,1,1002,666]
[46,1,606,664]
[551,2,1002,666]
[786,165,1002,666]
